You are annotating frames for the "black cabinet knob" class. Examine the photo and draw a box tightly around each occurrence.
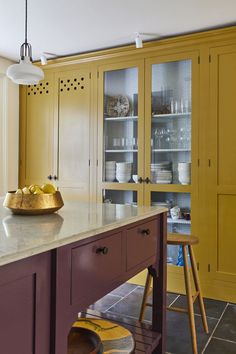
[144,177,151,184]
[138,177,144,183]
[96,246,109,255]
[141,229,150,236]
[53,175,57,180]
[47,175,52,180]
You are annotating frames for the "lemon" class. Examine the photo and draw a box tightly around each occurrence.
[22,186,31,194]
[29,184,40,194]
[41,183,56,194]
[34,187,44,195]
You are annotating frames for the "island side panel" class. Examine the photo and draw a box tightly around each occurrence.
[151,211,167,354]
[0,251,51,354]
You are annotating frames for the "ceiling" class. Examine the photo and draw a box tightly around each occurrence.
[1,0,236,62]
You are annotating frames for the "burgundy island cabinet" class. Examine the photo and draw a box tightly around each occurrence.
[0,201,167,354]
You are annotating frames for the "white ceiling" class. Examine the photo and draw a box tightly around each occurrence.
[1,0,236,62]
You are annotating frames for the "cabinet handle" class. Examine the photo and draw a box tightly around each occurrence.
[144,177,151,184]
[141,229,150,236]
[96,246,109,255]
[47,175,52,180]
[53,175,58,180]
[138,177,144,183]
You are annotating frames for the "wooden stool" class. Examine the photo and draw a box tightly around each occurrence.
[70,317,135,354]
[139,234,209,354]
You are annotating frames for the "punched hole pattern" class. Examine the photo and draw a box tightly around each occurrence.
[27,82,50,96]
[59,77,86,92]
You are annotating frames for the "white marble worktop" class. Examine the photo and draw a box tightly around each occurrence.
[0,199,166,267]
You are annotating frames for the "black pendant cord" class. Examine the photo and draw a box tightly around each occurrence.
[25,0,28,44]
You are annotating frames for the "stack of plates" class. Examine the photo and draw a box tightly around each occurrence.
[151,162,172,184]
[116,162,132,183]
[105,161,116,182]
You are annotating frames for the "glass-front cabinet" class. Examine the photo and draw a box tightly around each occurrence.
[97,60,145,205]
[98,53,199,274]
[150,60,192,185]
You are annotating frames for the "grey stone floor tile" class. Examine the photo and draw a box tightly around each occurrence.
[166,312,217,354]
[203,337,236,354]
[172,295,227,319]
[214,304,236,342]
[109,283,138,297]
[108,286,179,321]
[89,294,122,312]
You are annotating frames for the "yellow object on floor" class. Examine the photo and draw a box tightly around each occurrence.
[73,318,135,353]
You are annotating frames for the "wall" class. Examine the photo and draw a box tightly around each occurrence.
[0,57,19,195]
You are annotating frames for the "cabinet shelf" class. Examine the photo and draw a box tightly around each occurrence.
[152,112,191,121]
[152,148,191,152]
[167,217,191,225]
[104,116,138,121]
[105,149,138,153]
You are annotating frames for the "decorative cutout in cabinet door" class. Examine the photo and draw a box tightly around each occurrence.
[27,81,50,96]
[59,77,86,93]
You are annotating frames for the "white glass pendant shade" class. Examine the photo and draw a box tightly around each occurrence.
[7,56,44,85]
[6,0,44,85]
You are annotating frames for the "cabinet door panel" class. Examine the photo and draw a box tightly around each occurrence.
[209,45,236,283]
[57,70,91,200]
[0,253,51,354]
[24,75,54,186]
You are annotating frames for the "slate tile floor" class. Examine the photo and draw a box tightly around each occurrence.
[90,283,236,354]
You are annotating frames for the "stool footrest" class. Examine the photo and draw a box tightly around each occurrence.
[192,291,200,303]
[167,306,188,314]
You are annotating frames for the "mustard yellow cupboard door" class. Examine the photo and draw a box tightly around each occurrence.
[55,69,91,201]
[97,60,145,206]
[208,44,236,285]
[21,74,54,187]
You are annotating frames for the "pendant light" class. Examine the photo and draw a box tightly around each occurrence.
[6,0,44,85]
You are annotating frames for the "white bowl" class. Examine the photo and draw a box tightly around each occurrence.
[132,175,138,183]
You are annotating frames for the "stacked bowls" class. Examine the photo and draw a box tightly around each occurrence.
[178,162,191,184]
[116,162,132,183]
[151,162,172,184]
[105,161,116,182]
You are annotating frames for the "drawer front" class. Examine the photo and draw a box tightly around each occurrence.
[126,219,159,271]
[71,232,123,306]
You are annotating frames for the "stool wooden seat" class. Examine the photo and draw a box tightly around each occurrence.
[70,317,135,354]
[139,233,209,354]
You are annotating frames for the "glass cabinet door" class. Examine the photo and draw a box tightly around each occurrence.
[150,60,192,185]
[103,67,139,183]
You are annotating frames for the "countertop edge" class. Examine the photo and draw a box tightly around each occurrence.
[0,207,167,267]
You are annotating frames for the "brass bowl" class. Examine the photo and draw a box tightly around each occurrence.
[3,191,64,215]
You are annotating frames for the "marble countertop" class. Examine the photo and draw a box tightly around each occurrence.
[0,200,166,267]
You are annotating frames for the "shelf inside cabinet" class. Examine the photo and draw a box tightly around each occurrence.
[104,116,138,121]
[167,217,191,225]
[152,148,191,152]
[105,149,138,153]
[152,113,191,123]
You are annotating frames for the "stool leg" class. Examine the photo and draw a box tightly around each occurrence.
[139,271,152,322]
[189,245,209,334]
[183,245,198,354]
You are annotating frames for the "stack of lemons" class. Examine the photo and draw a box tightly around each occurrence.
[15,183,57,195]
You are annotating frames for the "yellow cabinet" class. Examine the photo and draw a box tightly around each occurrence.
[20,73,54,187]
[20,67,92,201]
[55,68,91,200]
[97,60,145,205]
[207,44,236,301]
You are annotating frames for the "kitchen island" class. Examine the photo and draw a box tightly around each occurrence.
[0,200,167,354]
